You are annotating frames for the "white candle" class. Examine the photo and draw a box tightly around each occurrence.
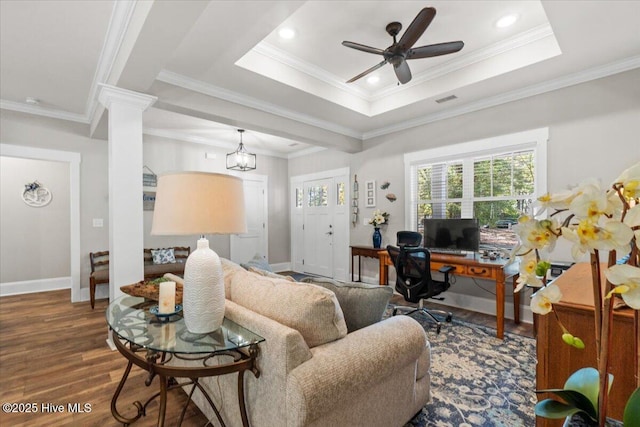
[158,281,176,314]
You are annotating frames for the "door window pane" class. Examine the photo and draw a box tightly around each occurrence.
[308,185,328,207]
[337,182,345,206]
[295,187,303,208]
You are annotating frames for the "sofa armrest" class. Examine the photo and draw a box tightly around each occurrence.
[286,315,428,425]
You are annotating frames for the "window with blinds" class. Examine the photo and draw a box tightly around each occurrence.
[405,128,547,248]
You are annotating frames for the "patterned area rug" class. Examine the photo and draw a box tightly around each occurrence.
[395,311,537,427]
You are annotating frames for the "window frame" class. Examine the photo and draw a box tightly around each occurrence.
[404,128,548,231]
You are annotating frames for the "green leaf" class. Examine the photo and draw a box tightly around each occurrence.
[564,367,613,416]
[535,399,584,419]
[624,387,640,427]
[535,389,597,420]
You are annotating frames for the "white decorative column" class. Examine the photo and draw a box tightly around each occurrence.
[98,84,156,311]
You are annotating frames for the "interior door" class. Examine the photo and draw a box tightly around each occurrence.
[303,178,333,277]
[230,177,267,265]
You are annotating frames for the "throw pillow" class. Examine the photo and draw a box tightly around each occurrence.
[300,277,393,333]
[230,270,347,348]
[151,248,175,265]
[240,253,272,272]
[220,257,245,298]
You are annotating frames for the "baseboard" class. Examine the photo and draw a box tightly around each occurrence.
[0,277,71,297]
[271,262,291,273]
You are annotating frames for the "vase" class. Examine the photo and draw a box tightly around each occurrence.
[562,413,623,427]
[372,227,382,248]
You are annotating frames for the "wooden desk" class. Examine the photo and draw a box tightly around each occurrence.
[350,246,387,282]
[536,263,638,426]
[378,250,520,339]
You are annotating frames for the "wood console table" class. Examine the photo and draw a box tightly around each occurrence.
[536,263,638,426]
[376,249,520,339]
[350,245,387,282]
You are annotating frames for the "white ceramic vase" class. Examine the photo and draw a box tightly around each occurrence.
[182,238,225,333]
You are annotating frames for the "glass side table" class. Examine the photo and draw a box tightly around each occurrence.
[106,295,264,427]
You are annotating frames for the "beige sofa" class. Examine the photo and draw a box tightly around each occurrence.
[171,260,431,427]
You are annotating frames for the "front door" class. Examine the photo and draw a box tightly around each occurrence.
[303,178,333,277]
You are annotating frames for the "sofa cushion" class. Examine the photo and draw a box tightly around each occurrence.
[230,270,347,348]
[221,257,245,298]
[248,266,296,282]
[151,248,175,264]
[240,253,272,272]
[300,277,393,332]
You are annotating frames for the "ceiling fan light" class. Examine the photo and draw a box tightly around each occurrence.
[278,27,296,40]
[496,14,518,28]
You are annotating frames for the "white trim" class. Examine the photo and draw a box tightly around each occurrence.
[0,277,71,297]
[0,99,89,124]
[0,143,82,302]
[365,56,640,139]
[98,84,157,111]
[85,0,139,124]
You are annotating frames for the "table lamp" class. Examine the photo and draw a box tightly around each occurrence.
[151,172,247,333]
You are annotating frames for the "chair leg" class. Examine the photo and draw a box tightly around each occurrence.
[90,278,96,310]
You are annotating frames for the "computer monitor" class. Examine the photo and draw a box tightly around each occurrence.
[422,218,480,252]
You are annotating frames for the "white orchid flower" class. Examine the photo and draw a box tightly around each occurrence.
[605,264,640,309]
[530,284,562,315]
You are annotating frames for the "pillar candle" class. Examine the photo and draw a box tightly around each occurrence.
[158,281,176,314]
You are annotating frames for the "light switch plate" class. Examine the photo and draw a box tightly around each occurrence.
[92,218,104,227]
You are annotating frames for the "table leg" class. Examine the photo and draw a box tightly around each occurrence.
[358,255,362,282]
[158,375,168,427]
[379,262,388,286]
[238,370,249,427]
[496,275,505,339]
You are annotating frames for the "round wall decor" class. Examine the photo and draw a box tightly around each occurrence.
[22,181,52,207]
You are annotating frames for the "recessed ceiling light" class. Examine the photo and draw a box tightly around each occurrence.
[496,14,518,28]
[366,76,380,85]
[25,97,40,105]
[278,27,296,40]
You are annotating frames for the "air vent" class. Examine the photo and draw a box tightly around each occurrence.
[288,142,299,147]
[435,95,458,104]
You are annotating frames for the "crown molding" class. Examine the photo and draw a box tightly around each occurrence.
[85,0,138,124]
[363,55,640,140]
[98,84,157,111]
[0,99,89,124]
[253,42,371,102]
[156,70,362,139]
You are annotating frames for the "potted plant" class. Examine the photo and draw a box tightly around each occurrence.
[510,162,640,426]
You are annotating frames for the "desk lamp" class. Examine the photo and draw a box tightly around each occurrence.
[151,172,246,333]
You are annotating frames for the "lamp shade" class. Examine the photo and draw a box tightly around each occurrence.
[151,172,247,333]
[151,172,247,236]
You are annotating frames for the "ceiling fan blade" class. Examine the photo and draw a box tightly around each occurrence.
[394,59,412,84]
[346,59,388,83]
[398,7,436,50]
[342,41,385,55]
[407,41,464,59]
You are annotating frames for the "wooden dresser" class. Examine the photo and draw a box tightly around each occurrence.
[535,263,638,426]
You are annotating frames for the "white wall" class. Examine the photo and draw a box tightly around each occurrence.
[0,157,70,282]
[289,68,640,319]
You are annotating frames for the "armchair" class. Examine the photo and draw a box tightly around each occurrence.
[387,244,454,334]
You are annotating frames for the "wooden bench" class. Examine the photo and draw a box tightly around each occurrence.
[89,247,190,309]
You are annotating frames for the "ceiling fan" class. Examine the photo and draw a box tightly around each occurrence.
[342,7,464,85]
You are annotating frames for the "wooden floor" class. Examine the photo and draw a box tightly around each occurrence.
[0,290,209,427]
[0,289,533,427]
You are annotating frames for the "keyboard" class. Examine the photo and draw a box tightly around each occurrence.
[428,248,467,256]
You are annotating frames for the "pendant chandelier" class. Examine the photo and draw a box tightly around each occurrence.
[226,129,256,171]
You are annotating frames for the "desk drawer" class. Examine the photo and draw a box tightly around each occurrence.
[465,265,496,279]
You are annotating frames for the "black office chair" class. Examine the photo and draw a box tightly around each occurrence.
[397,231,422,247]
[387,245,454,334]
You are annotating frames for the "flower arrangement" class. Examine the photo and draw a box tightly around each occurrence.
[510,162,640,426]
[368,209,389,227]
